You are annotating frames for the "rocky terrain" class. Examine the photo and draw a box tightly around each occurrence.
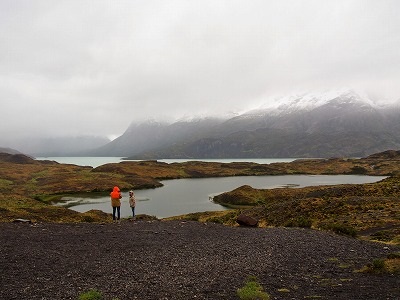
[1,220,399,300]
[1,151,399,299]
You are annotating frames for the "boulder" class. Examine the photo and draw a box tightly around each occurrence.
[236,214,258,227]
[13,219,32,224]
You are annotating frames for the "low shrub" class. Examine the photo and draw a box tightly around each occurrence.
[349,166,368,174]
[372,258,385,270]
[371,230,396,242]
[360,254,400,274]
[78,289,102,300]
[385,252,400,274]
[321,223,357,237]
[207,211,239,225]
[81,216,94,223]
[387,252,400,259]
[237,276,270,300]
[285,216,312,228]
[207,216,224,224]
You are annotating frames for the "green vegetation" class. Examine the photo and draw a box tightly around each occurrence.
[387,251,400,259]
[320,223,357,237]
[78,289,102,300]
[0,152,399,245]
[349,166,368,174]
[358,252,400,274]
[237,276,270,300]
[284,216,313,228]
[165,210,240,226]
[372,258,386,271]
[208,175,400,244]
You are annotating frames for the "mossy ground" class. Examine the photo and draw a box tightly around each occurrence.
[208,174,400,245]
[0,152,399,245]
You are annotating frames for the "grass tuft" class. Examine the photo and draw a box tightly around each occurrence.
[237,276,270,300]
[321,223,357,237]
[78,289,103,300]
[359,253,400,274]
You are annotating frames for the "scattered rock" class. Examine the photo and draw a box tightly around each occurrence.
[1,221,398,299]
[236,214,258,227]
[12,218,32,223]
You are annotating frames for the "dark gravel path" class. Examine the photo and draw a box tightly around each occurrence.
[1,220,399,300]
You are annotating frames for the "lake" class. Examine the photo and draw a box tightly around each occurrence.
[55,174,386,219]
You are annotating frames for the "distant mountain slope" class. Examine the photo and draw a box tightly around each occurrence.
[6,136,111,157]
[0,147,24,155]
[123,91,400,159]
[0,152,36,164]
[89,117,226,156]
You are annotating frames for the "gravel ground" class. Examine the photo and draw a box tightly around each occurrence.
[1,220,399,300]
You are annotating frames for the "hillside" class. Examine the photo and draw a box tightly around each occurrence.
[0,150,399,245]
[0,147,24,155]
[3,90,399,158]
[107,90,400,159]
[89,117,225,157]
[1,150,399,299]
[3,135,111,157]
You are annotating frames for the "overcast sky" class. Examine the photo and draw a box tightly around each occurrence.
[1,0,400,142]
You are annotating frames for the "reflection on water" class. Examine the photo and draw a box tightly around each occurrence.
[55,174,386,219]
[55,195,106,208]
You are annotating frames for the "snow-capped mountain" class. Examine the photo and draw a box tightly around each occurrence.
[246,89,380,117]
[89,89,400,158]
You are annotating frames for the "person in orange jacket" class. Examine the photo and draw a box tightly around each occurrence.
[110,186,122,222]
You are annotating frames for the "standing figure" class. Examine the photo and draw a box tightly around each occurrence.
[129,190,136,219]
[110,186,122,222]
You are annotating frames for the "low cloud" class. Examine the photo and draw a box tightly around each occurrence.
[1,0,399,143]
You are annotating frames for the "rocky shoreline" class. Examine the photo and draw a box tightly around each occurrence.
[1,220,399,300]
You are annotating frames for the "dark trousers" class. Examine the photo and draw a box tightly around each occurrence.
[112,206,120,220]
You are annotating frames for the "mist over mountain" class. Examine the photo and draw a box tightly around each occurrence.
[0,147,25,155]
[3,90,399,158]
[88,117,227,157]
[113,90,400,159]
[2,136,111,157]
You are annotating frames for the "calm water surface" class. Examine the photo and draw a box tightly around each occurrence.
[56,174,386,219]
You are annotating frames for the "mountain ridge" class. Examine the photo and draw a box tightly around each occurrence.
[121,90,400,159]
[5,90,399,158]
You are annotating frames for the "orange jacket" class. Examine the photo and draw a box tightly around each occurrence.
[110,186,122,207]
